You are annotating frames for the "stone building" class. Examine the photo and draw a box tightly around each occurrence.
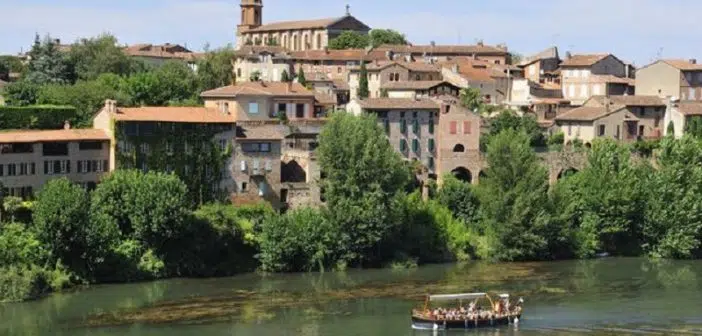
[635,59,702,101]
[291,48,388,82]
[382,81,460,99]
[236,0,371,51]
[233,46,293,82]
[348,61,442,100]
[560,53,634,105]
[232,123,284,208]
[434,100,482,184]
[0,128,111,199]
[520,46,561,84]
[374,43,511,65]
[123,43,203,71]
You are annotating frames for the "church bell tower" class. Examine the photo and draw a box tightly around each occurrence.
[238,0,263,33]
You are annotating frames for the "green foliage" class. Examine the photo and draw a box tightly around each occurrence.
[358,62,369,99]
[630,139,660,157]
[126,61,197,106]
[318,112,410,266]
[249,70,261,82]
[476,129,554,261]
[548,132,565,146]
[368,29,408,47]
[196,47,235,92]
[67,34,138,81]
[24,34,72,85]
[667,120,675,137]
[435,174,479,225]
[3,80,41,105]
[281,69,291,82]
[0,265,51,303]
[0,223,48,267]
[258,208,336,272]
[0,55,25,74]
[0,105,77,129]
[487,110,546,147]
[459,88,482,112]
[328,31,370,50]
[296,67,307,86]
[33,179,114,276]
[3,197,23,223]
[685,116,702,138]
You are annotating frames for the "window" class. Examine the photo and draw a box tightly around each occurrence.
[598,125,606,136]
[415,74,420,80]
[463,121,472,134]
[1,143,33,154]
[184,141,192,154]
[400,119,407,133]
[428,120,434,134]
[140,143,150,154]
[296,104,305,118]
[7,164,16,176]
[241,182,248,192]
[412,119,420,135]
[494,60,501,64]
[615,125,621,139]
[412,111,418,118]
[427,157,435,170]
[690,88,696,100]
[249,102,259,114]
[166,142,174,155]
[412,139,420,153]
[79,141,103,151]
[42,142,69,156]
[639,125,645,136]
[242,142,272,152]
[686,73,693,82]
[237,68,242,78]
[219,139,228,152]
[384,119,390,134]
[399,139,407,152]
[428,138,435,152]
[449,121,457,134]
[0,164,3,176]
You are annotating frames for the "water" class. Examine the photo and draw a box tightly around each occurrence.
[2,258,702,336]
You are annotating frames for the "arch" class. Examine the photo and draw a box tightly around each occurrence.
[585,142,592,149]
[451,167,472,183]
[316,34,322,49]
[281,160,307,183]
[293,34,300,51]
[557,167,579,180]
[282,35,288,49]
[453,144,465,152]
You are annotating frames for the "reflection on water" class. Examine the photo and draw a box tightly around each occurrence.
[2,258,702,335]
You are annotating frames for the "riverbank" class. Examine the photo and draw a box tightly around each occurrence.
[3,258,702,335]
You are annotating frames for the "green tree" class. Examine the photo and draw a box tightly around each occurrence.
[3,80,40,105]
[0,55,26,75]
[475,129,554,261]
[0,60,8,80]
[24,34,72,85]
[368,29,408,47]
[196,46,235,91]
[0,223,48,266]
[357,62,369,99]
[296,67,307,86]
[328,31,370,50]
[685,116,702,138]
[435,174,479,225]
[487,110,545,147]
[317,112,410,266]
[281,69,291,82]
[459,88,482,112]
[249,70,261,82]
[644,136,702,258]
[67,34,136,80]
[33,179,114,276]
[3,197,23,223]
[125,61,197,106]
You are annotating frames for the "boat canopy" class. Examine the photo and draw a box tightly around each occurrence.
[428,293,487,301]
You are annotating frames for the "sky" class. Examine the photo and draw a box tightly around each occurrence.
[1,0,701,66]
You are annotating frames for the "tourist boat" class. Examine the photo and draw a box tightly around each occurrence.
[411,292,523,330]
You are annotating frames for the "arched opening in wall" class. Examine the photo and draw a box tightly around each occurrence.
[451,167,472,183]
[304,35,310,50]
[282,35,288,49]
[281,160,307,183]
[585,142,592,149]
[453,144,466,153]
[558,168,579,180]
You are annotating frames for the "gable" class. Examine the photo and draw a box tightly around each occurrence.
[594,55,625,69]
[327,15,371,32]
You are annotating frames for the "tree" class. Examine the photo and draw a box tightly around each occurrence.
[249,70,261,82]
[33,179,114,276]
[368,29,408,47]
[487,110,545,147]
[2,197,23,223]
[317,112,410,266]
[0,55,26,75]
[3,80,40,106]
[435,174,480,225]
[459,88,482,112]
[357,62,369,99]
[281,69,291,82]
[196,47,235,91]
[328,31,370,50]
[67,34,136,81]
[0,61,8,80]
[24,34,72,85]
[509,53,524,65]
[296,67,307,86]
[685,116,702,138]
[90,170,189,253]
[475,129,554,261]
[125,61,197,106]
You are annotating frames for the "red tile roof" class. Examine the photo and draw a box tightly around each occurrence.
[589,95,664,107]
[201,82,314,98]
[555,105,629,121]
[113,107,236,123]
[678,102,702,116]
[290,49,387,61]
[381,80,452,90]
[376,44,508,55]
[243,17,339,33]
[0,129,110,144]
[123,43,202,61]
[357,98,440,110]
[560,54,610,67]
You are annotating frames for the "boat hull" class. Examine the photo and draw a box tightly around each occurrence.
[411,315,520,330]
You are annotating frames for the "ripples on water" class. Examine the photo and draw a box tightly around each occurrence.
[1,258,702,335]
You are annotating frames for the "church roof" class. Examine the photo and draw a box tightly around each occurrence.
[243,15,370,33]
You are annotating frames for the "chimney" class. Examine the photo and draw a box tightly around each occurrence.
[286,81,292,93]
[477,40,484,47]
[63,120,71,130]
[219,101,229,115]
[690,59,697,65]
[565,51,572,59]
[104,99,117,114]
[324,46,329,54]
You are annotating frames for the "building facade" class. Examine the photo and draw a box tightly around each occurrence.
[348,61,441,100]
[636,59,702,101]
[0,128,111,199]
[233,46,293,82]
[560,54,634,105]
[236,0,371,51]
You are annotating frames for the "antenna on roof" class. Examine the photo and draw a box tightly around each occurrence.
[345,4,351,16]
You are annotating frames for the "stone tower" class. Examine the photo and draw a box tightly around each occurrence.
[238,0,263,33]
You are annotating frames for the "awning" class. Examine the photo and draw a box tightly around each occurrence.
[429,293,487,301]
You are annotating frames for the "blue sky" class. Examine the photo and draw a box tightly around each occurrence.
[1,0,701,66]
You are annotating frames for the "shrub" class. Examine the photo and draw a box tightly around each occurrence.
[0,265,50,303]
[0,105,77,129]
[0,222,48,267]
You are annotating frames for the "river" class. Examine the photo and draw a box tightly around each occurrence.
[2,258,702,335]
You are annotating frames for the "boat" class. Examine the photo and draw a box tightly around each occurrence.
[411,292,523,330]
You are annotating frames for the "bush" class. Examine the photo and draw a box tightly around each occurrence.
[0,223,48,267]
[0,265,51,303]
[0,105,77,129]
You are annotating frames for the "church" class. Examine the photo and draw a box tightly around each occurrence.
[236,0,371,51]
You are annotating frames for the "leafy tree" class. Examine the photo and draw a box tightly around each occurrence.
[3,80,40,105]
[475,129,554,261]
[0,55,26,75]
[369,29,407,47]
[67,34,136,80]
[296,67,307,86]
[33,179,114,276]
[685,116,702,138]
[196,47,235,91]
[435,174,479,225]
[487,110,545,147]
[317,112,410,266]
[547,132,565,146]
[0,61,8,80]
[459,88,482,112]
[90,170,189,253]
[644,136,702,258]
[0,223,48,267]
[510,53,524,65]
[3,197,23,223]
[24,34,72,85]
[328,31,370,50]
[249,70,261,82]
[281,69,291,82]
[125,61,197,106]
[357,62,369,99]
